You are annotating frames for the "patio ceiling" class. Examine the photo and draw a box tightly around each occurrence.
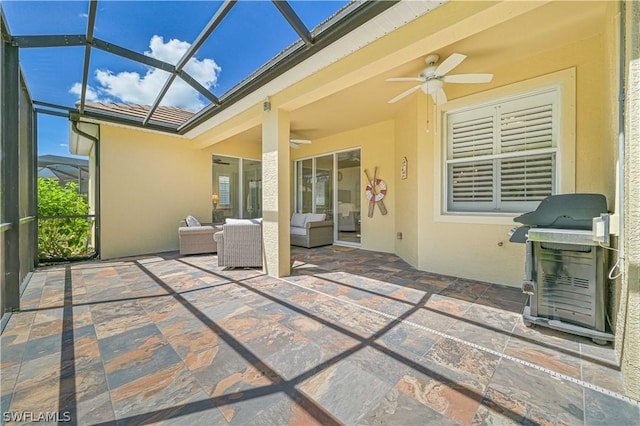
[217,1,609,147]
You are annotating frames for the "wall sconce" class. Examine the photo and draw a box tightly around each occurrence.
[211,194,219,209]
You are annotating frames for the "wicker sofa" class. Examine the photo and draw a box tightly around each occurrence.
[290,213,334,248]
[213,218,263,268]
[178,216,218,255]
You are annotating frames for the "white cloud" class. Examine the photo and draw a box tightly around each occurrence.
[69,35,221,111]
[69,82,104,102]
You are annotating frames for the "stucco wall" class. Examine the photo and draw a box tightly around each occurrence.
[404,32,615,287]
[99,126,211,259]
[394,97,420,266]
[618,0,640,400]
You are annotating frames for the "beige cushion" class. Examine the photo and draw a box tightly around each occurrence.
[225,218,263,225]
[290,213,307,228]
[306,213,326,223]
[290,226,307,236]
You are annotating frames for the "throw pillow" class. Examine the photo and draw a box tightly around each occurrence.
[185,215,201,227]
[290,213,307,227]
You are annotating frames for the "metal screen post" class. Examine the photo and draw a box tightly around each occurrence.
[1,40,20,312]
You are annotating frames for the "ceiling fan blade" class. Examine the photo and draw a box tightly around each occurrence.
[289,142,300,149]
[433,87,447,106]
[386,77,423,82]
[388,84,421,104]
[289,138,311,144]
[435,53,466,76]
[443,73,493,84]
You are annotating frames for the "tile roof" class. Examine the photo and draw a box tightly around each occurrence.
[83,102,195,128]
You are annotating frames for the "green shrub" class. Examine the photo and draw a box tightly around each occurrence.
[38,178,92,258]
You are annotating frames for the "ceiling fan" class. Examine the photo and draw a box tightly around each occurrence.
[212,158,230,165]
[290,137,312,149]
[386,53,493,106]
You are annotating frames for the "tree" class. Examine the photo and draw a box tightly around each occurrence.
[38,178,92,258]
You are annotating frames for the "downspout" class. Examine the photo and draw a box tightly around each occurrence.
[615,0,625,274]
[70,120,101,259]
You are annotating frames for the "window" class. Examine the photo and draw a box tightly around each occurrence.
[218,176,230,206]
[445,89,559,213]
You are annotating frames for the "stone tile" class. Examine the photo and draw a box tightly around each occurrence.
[504,335,581,379]
[76,391,116,426]
[344,345,411,386]
[0,340,25,369]
[21,333,62,361]
[1,323,32,347]
[396,337,501,425]
[464,303,521,333]
[2,246,634,425]
[444,320,511,353]
[241,320,311,360]
[263,338,330,381]
[360,387,458,426]
[377,322,440,358]
[91,300,154,339]
[299,359,393,425]
[110,362,209,423]
[99,323,182,390]
[8,375,62,413]
[395,369,485,426]
[423,293,472,318]
[245,394,330,426]
[584,389,640,426]
[483,358,585,425]
[438,278,491,303]
[192,339,281,397]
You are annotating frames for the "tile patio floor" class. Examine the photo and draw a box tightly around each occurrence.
[1,245,639,425]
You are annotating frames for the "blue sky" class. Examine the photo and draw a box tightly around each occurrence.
[1,0,347,157]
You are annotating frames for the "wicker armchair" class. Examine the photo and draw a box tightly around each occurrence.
[178,217,218,255]
[213,219,263,268]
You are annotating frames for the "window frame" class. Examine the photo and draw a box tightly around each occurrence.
[434,68,576,225]
[445,89,560,213]
[211,154,262,221]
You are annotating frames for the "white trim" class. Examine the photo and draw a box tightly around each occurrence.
[434,68,576,224]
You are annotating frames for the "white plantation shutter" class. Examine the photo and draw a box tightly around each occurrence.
[446,89,558,213]
[450,116,494,159]
[500,154,555,202]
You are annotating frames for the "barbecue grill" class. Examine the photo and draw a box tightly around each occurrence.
[509,193,614,344]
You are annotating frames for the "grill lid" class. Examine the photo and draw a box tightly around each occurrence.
[513,194,608,229]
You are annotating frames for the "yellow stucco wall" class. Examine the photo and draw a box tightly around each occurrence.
[394,97,420,266]
[395,31,616,287]
[100,126,212,259]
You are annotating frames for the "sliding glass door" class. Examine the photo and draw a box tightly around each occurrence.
[336,150,361,244]
[294,148,361,245]
[212,155,262,223]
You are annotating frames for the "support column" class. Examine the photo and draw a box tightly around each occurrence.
[261,104,291,277]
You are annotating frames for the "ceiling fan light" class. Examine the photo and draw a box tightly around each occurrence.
[421,79,443,94]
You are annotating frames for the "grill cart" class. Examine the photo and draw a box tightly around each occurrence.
[509,194,615,345]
